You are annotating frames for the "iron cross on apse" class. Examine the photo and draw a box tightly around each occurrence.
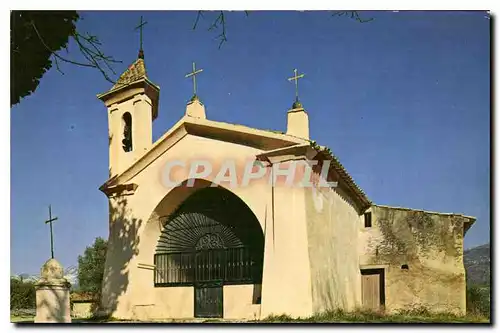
[44,205,59,259]
[185,61,204,98]
[288,68,305,103]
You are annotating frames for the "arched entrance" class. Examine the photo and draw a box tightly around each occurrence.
[154,185,264,318]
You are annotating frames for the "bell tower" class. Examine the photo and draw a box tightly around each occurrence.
[97,49,160,177]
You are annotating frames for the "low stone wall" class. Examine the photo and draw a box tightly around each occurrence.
[71,301,97,318]
[70,292,99,318]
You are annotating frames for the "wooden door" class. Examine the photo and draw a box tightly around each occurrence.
[194,281,223,318]
[361,269,384,311]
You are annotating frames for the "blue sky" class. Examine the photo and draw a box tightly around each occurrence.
[11,11,490,275]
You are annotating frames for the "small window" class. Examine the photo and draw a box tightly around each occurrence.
[401,264,409,270]
[364,212,372,228]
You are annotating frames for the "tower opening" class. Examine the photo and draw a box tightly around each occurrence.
[122,112,133,152]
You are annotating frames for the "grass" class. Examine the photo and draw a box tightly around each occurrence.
[10,315,34,323]
[10,314,116,324]
[256,308,490,324]
[11,309,490,324]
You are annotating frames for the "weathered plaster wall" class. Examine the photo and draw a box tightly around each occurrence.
[131,284,261,320]
[304,170,362,313]
[223,284,261,320]
[151,287,194,319]
[128,286,194,320]
[71,302,95,318]
[359,205,467,314]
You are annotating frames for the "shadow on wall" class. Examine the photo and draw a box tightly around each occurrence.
[98,196,143,318]
[34,287,69,323]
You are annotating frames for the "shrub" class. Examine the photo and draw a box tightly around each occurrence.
[467,285,490,318]
[10,278,36,310]
[77,237,107,294]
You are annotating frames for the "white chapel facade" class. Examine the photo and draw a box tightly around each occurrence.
[97,51,475,320]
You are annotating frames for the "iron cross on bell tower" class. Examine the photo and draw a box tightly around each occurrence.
[135,15,148,59]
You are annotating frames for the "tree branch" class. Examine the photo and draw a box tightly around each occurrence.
[31,21,95,68]
[193,10,241,49]
[193,10,205,30]
[193,10,370,50]
[52,54,64,75]
[331,11,374,23]
[31,21,121,84]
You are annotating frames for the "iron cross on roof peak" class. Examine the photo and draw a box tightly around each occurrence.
[185,62,204,101]
[134,15,148,59]
[288,68,305,108]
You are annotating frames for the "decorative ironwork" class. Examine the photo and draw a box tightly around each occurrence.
[154,186,264,287]
[196,233,225,250]
[154,247,261,286]
[155,213,243,253]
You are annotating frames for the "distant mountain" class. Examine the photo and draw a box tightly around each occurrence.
[464,243,490,286]
[63,265,78,285]
[11,265,79,287]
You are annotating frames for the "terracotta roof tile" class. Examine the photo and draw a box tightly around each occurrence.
[112,58,147,90]
[311,143,372,211]
[70,291,98,302]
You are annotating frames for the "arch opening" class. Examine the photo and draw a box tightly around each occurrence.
[154,186,264,287]
[122,112,132,152]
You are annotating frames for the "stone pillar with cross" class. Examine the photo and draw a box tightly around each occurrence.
[184,62,206,119]
[286,68,309,139]
[35,205,72,323]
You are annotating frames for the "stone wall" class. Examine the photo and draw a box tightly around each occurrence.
[359,205,468,314]
[71,302,96,318]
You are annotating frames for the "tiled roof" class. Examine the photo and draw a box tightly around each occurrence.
[312,143,372,211]
[111,58,147,90]
[372,204,476,234]
[70,291,98,302]
[372,204,476,220]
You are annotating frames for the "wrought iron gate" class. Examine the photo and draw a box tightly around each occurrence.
[153,186,265,318]
[194,281,223,318]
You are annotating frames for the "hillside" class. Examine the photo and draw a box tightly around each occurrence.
[464,243,490,286]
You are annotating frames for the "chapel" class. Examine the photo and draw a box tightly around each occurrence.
[97,49,475,320]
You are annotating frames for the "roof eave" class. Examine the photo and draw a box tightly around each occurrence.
[311,145,372,212]
[97,77,159,101]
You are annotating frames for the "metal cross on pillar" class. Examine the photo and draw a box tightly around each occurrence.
[288,68,305,107]
[185,62,204,101]
[44,205,58,259]
[135,15,148,59]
